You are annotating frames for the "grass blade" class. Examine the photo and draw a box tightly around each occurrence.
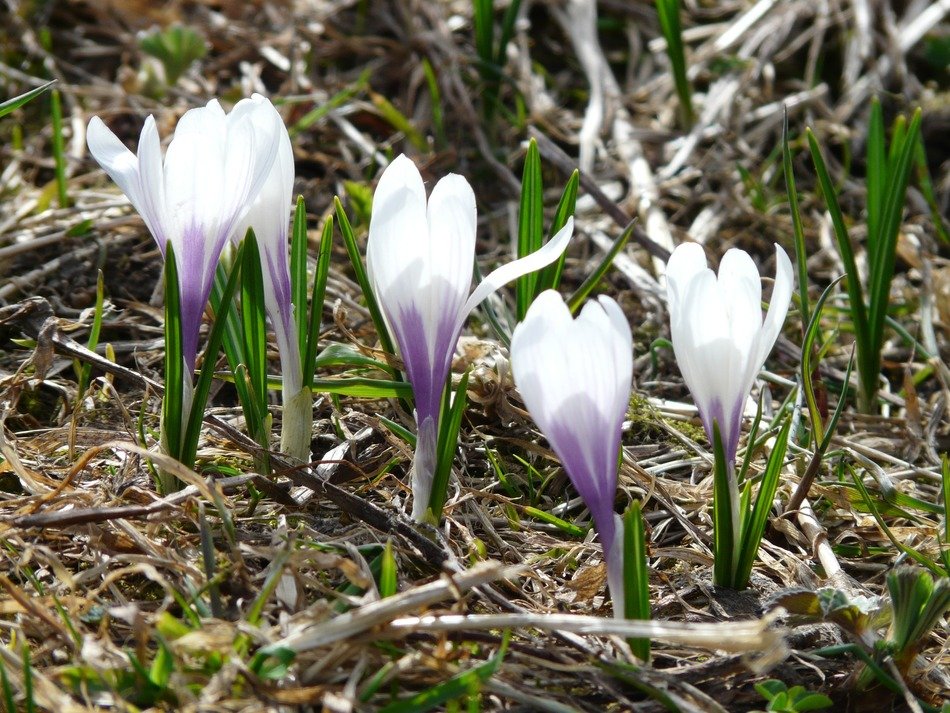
[290,196,309,358]
[567,220,635,313]
[303,215,333,392]
[865,109,921,360]
[161,244,184,462]
[516,138,544,320]
[428,370,470,522]
[0,79,55,118]
[806,128,875,408]
[734,417,791,589]
[782,109,810,328]
[240,230,268,414]
[655,0,694,128]
[49,88,69,208]
[537,168,579,293]
[378,540,397,598]
[711,420,736,588]
[865,97,885,272]
[622,501,651,661]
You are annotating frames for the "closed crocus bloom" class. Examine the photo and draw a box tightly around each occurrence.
[367,155,573,521]
[666,242,793,464]
[231,101,310,462]
[511,290,633,618]
[86,94,282,373]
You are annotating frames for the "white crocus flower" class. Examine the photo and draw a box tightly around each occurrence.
[367,155,573,521]
[666,242,793,465]
[231,100,311,462]
[511,290,633,618]
[86,94,282,374]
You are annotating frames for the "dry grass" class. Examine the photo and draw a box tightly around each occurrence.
[0,0,948,710]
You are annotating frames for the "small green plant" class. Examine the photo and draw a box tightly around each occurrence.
[755,679,833,712]
[879,566,950,681]
[139,24,207,89]
[805,98,922,413]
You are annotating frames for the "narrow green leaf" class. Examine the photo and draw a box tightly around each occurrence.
[495,0,523,68]
[240,230,268,419]
[711,420,736,588]
[162,244,184,462]
[806,128,875,407]
[303,215,333,391]
[865,97,885,271]
[850,469,946,576]
[655,0,694,128]
[782,109,810,329]
[866,109,921,363]
[76,270,106,399]
[379,631,509,713]
[421,58,446,149]
[516,138,544,320]
[289,69,370,137]
[537,168,579,293]
[0,647,16,713]
[309,377,413,399]
[22,646,34,713]
[800,276,844,446]
[521,506,587,537]
[622,501,651,661]
[915,134,949,245]
[733,418,791,589]
[0,79,55,118]
[49,88,69,208]
[473,0,495,73]
[290,196,309,358]
[428,371,470,521]
[379,540,398,598]
[567,220,635,313]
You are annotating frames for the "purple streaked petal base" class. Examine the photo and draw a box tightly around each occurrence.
[543,397,621,557]
[699,397,744,466]
[390,300,462,428]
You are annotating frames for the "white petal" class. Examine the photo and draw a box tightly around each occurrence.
[224,95,283,236]
[460,216,573,321]
[718,248,763,379]
[510,290,573,418]
[87,115,166,248]
[162,99,229,246]
[665,242,708,313]
[422,172,477,351]
[135,116,169,250]
[366,154,429,312]
[756,243,794,368]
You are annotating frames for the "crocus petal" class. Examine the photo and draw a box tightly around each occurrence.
[756,244,794,371]
[366,154,430,311]
[88,97,284,373]
[460,217,574,325]
[234,98,298,392]
[511,289,631,557]
[665,242,793,463]
[86,115,167,250]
